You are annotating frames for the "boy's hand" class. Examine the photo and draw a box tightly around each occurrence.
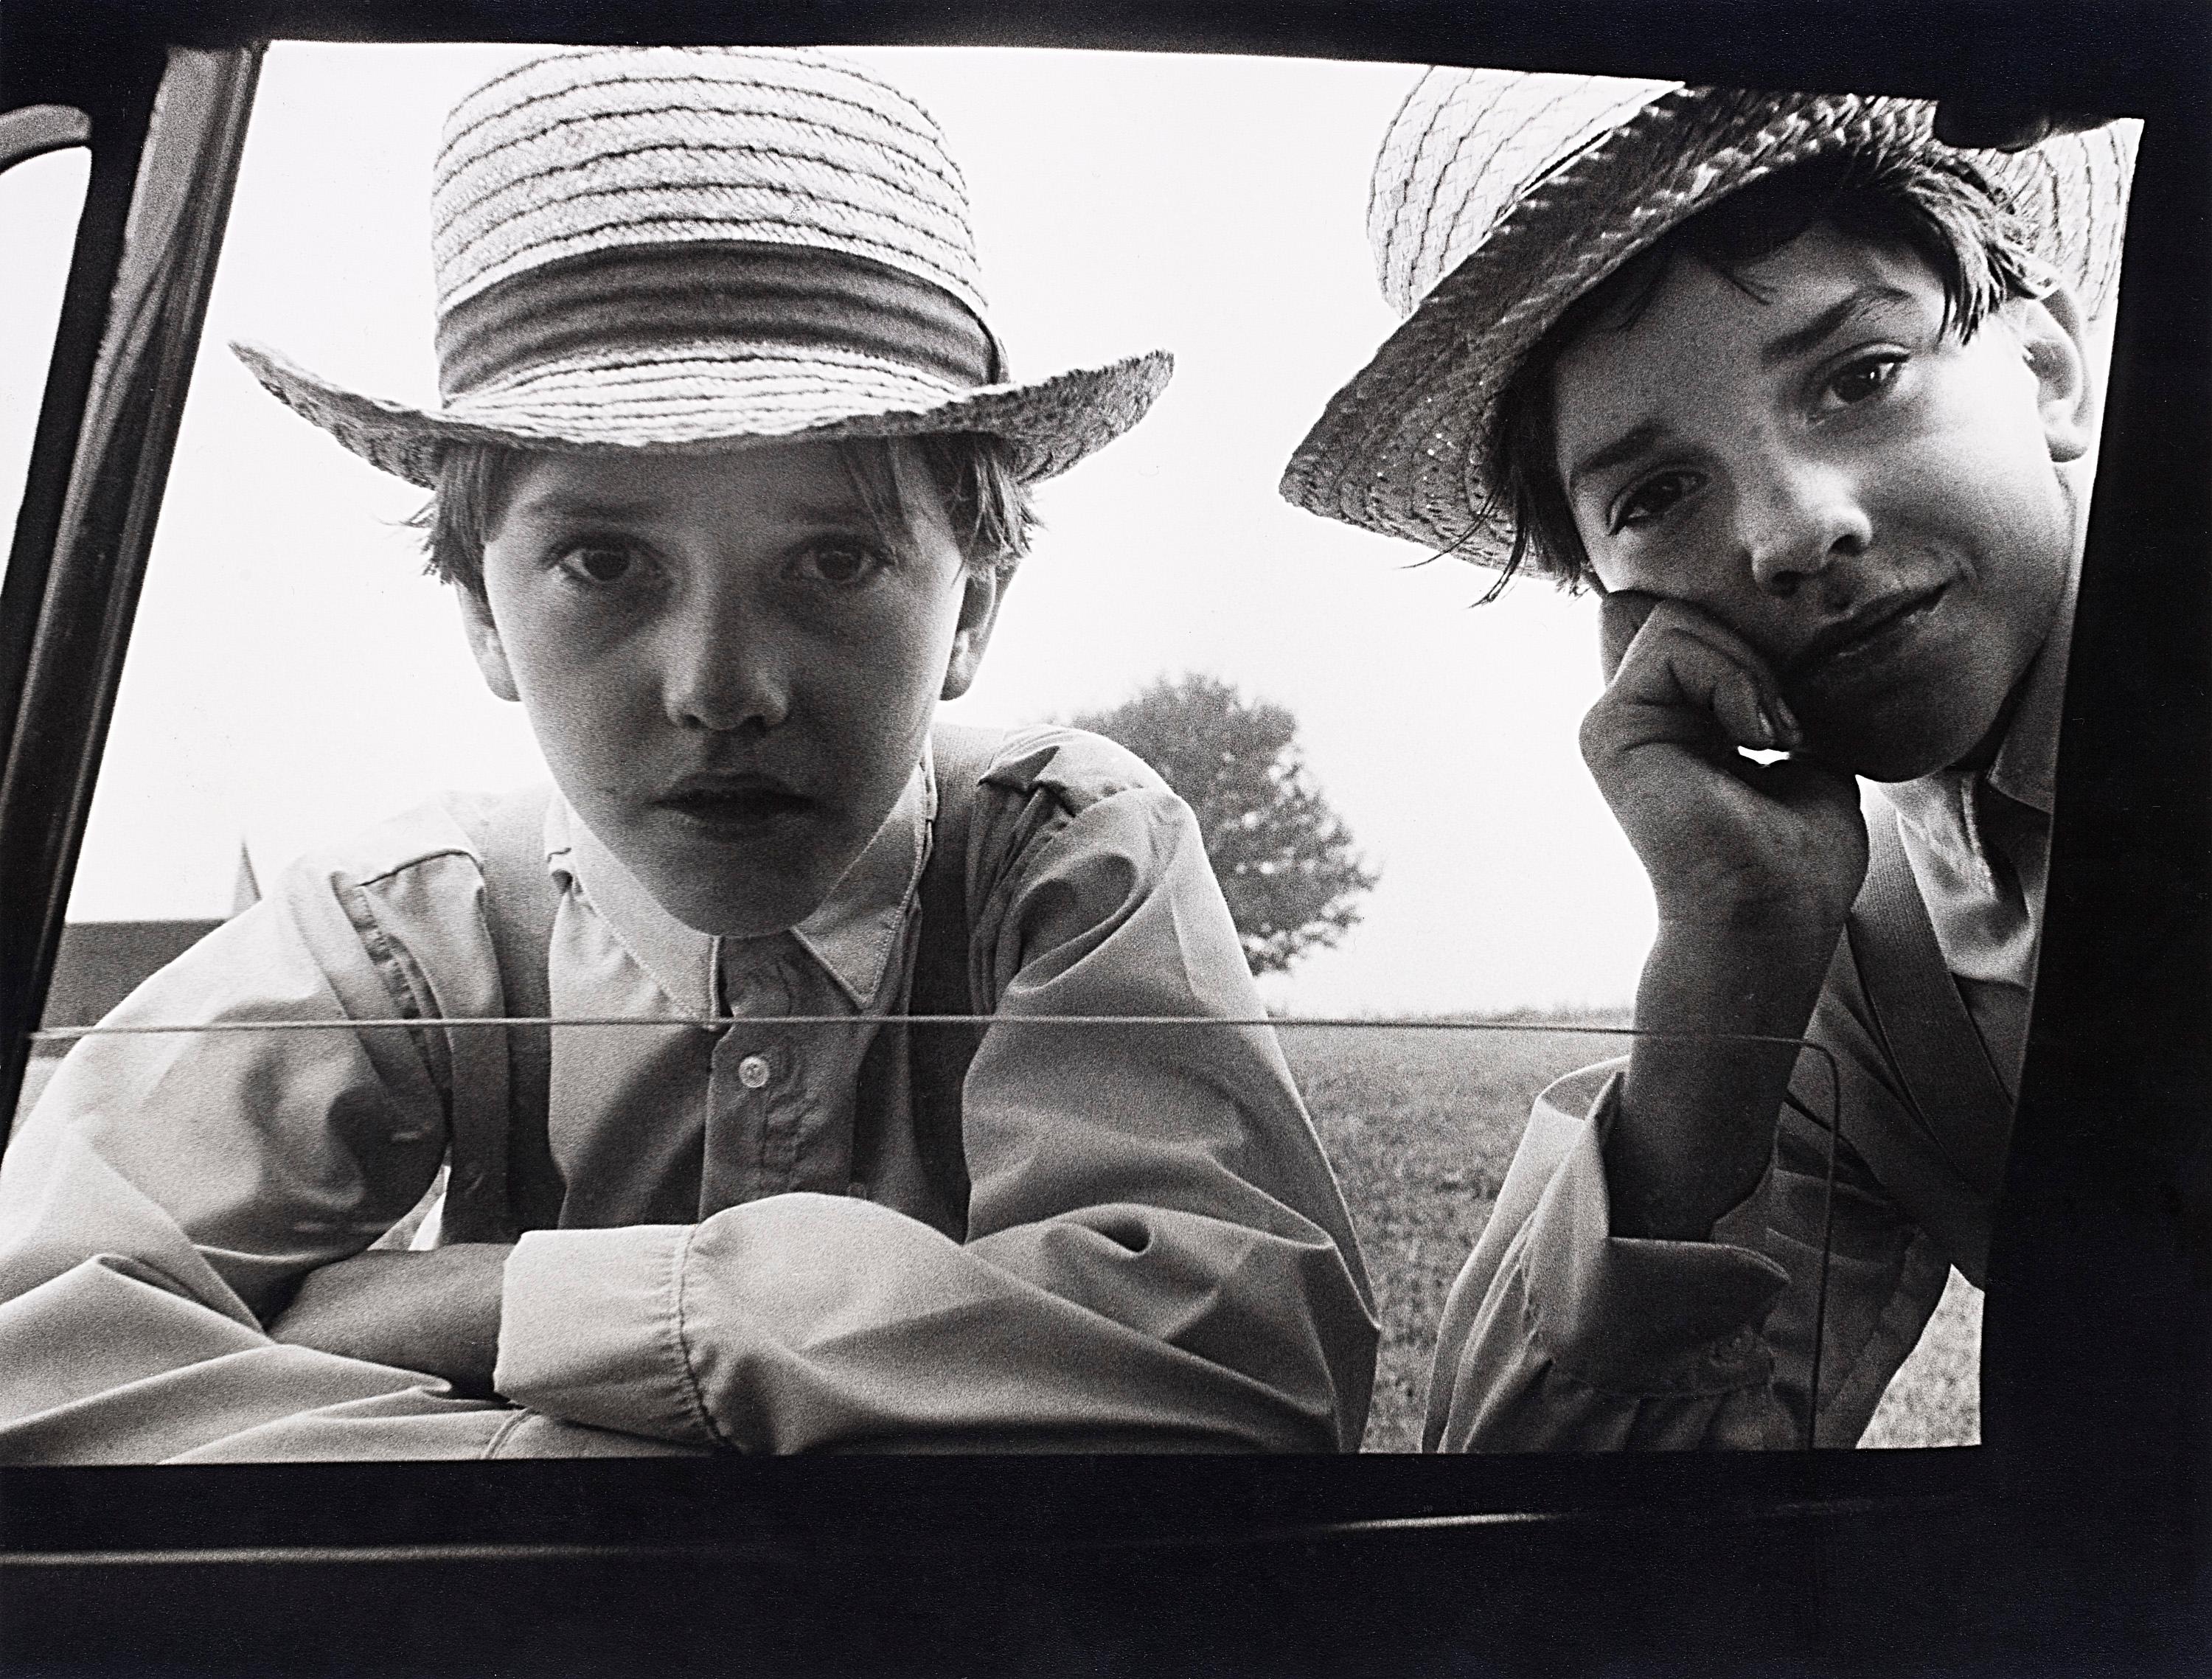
[1585,591,1867,934]
[268,1244,512,1397]
[1587,594,1872,1241]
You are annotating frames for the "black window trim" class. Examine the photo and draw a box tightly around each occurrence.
[0,4,2204,1669]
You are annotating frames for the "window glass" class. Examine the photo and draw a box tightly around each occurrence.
[15,44,2129,1459]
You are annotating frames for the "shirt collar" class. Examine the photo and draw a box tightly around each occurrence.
[1983,569,2075,820]
[785,747,935,1007]
[546,753,935,1015]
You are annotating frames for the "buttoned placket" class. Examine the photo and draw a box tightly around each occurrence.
[700,939,804,1212]
[552,757,930,1222]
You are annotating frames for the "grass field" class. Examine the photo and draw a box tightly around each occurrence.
[1279,1020,1981,1452]
[1281,1021,1628,1450]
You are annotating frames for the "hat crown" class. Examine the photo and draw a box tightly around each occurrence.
[431,46,989,321]
[1368,67,2136,325]
[1371,70,1678,319]
[234,45,1173,494]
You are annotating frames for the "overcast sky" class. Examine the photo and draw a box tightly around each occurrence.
[3,44,1664,1015]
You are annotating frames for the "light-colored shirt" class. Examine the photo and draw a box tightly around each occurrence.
[1427,600,2073,1452]
[0,726,1377,1461]
[1878,579,2070,1099]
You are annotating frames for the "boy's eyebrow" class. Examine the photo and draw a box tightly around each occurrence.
[779,498,887,529]
[1757,283,1920,369]
[1565,285,1929,498]
[1565,423,1667,499]
[507,492,880,529]
[504,490,663,524]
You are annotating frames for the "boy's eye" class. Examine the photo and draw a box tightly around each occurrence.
[1823,352,1906,409]
[1613,469,1703,532]
[797,541,888,587]
[557,544,638,585]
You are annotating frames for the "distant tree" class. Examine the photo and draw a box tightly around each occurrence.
[1071,673,1377,976]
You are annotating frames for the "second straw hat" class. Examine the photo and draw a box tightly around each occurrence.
[1280,69,2137,566]
[235,47,1172,487]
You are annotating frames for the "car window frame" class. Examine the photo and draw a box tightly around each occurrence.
[0,2,2204,1667]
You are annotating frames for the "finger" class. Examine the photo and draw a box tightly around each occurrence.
[1603,606,1798,753]
[1597,589,1663,680]
[1618,598,1790,695]
[1585,650,1778,786]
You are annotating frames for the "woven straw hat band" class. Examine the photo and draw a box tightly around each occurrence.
[435,241,1003,401]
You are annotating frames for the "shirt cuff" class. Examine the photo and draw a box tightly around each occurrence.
[1519,1076,1791,1393]
[494,1225,719,1446]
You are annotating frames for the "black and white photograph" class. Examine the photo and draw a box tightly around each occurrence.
[0,3,2205,1673]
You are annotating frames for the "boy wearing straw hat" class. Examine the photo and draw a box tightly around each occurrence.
[0,48,1375,1461]
[1283,70,2134,1448]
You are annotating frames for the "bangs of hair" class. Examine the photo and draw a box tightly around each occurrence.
[836,433,1038,580]
[411,432,1037,599]
[1481,149,2044,595]
[411,442,512,599]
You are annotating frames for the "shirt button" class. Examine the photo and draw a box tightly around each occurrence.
[737,1054,772,1090]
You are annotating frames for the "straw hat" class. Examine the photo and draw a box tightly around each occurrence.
[234,47,1171,487]
[1280,69,2138,563]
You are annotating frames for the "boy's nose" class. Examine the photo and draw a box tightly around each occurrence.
[659,611,791,734]
[1738,461,1873,598]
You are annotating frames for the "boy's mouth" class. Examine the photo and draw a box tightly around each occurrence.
[654,774,815,837]
[1789,583,1950,684]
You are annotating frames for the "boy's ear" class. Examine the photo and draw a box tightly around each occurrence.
[456,587,521,703]
[2011,267,2098,465]
[939,566,1007,702]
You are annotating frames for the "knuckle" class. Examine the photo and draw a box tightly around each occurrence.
[1579,703,1619,766]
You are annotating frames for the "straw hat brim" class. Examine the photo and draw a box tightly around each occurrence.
[1280,88,2136,563]
[233,338,1174,489]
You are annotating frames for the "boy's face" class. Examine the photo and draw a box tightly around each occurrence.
[461,441,999,937]
[1548,220,2092,782]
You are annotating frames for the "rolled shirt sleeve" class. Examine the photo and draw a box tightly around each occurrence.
[1426,1066,1795,1452]
[0,802,507,1462]
[0,796,698,1462]
[495,734,1380,1452]
[1430,1014,1959,1452]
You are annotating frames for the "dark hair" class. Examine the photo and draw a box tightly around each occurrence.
[1480,149,2046,597]
[415,432,1038,599]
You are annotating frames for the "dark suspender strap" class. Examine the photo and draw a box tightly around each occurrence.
[454,749,987,1242]
[908,723,998,1240]
[1845,805,2015,1197]
[447,786,565,1242]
